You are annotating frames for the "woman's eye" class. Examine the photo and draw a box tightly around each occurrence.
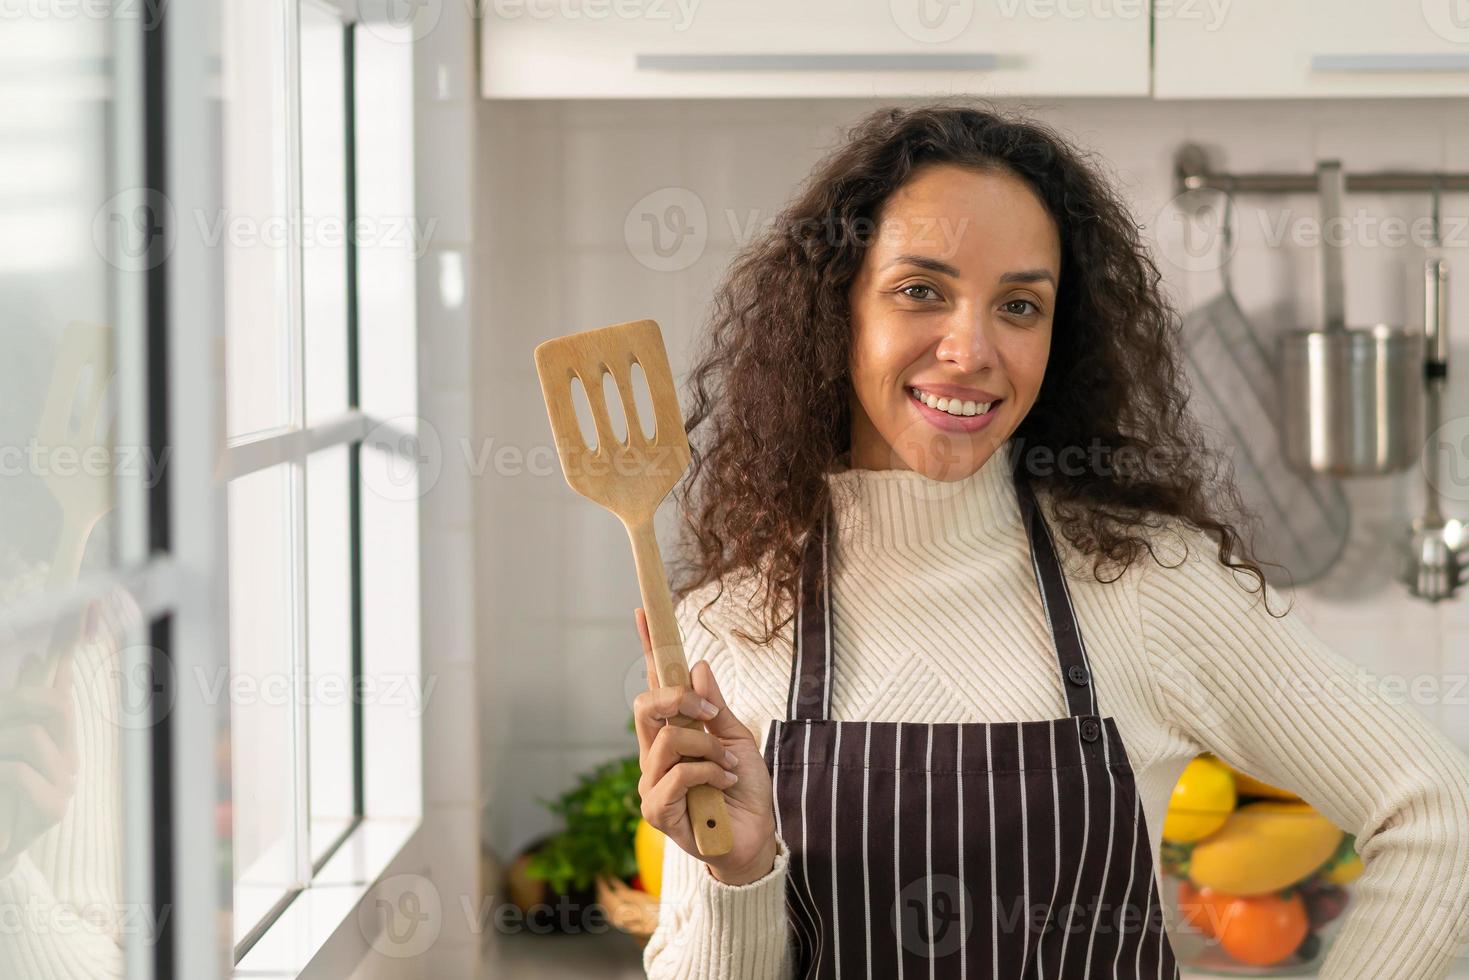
[900,283,939,301]
[1003,299,1039,316]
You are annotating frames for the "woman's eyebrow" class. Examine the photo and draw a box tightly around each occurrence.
[884,255,1056,289]
[998,268,1056,288]
[885,254,962,278]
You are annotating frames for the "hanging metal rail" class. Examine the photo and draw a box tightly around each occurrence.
[1174,142,1469,196]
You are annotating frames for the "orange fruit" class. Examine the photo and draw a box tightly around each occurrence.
[1176,880,1217,937]
[1215,892,1310,967]
[1178,881,1238,939]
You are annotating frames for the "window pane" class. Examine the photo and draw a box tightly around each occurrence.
[301,3,349,425]
[353,24,416,421]
[222,0,294,439]
[306,445,354,860]
[0,10,143,607]
[359,438,421,820]
[227,462,300,944]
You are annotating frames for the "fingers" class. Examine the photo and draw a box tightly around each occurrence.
[50,648,77,771]
[640,759,739,827]
[633,683,718,757]
[641,723,737,788]
[687,660,752,741]
[0,759,72,839]
[0,686,71,728]
[16,654,45,689]
[52,647,74,696]
[0,723,76,794]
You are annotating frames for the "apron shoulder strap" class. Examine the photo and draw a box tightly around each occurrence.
[1011,447,1100,718]
[787,506,833,722]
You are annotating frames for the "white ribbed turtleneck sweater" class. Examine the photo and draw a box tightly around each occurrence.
[644,438,1469,980]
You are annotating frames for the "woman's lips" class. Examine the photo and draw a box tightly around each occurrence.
[908,386,1001,433]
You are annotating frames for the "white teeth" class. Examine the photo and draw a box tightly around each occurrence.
[910,387,993,418]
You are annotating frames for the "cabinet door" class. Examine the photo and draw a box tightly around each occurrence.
[481,0,1149,98]
[1156,0,1469,98]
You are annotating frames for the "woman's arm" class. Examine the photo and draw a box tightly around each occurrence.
[1137,524,1469,980]
[642,591,798,980]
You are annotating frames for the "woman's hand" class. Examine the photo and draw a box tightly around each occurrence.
[632,608,778,886]
[0,647,78,878]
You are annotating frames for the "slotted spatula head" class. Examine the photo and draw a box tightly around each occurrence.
[533,318,690,523]
[533,319,736,858]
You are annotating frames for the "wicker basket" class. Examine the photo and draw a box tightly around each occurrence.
[595,875,660,946]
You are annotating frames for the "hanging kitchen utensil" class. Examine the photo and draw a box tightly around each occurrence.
[1400,181,1465,601]
[1279,160,1423,476]
[533,318,734,859]
[1181,187,1352,586]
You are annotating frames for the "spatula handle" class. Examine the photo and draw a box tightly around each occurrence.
[627,519,735,859]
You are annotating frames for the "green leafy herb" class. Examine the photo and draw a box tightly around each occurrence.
[524,744,643,895]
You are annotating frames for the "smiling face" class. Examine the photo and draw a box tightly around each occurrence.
[846,162,1061,478]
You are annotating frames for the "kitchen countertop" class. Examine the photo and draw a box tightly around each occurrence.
[482,929,1469,978]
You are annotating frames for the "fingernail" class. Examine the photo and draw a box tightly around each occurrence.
[722,769,739,785]
[697,699,718,719]
[724,750,738,768]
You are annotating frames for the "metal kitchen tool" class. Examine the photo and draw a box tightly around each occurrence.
[533,318,734,858]
[1181,189,1352,586]
[1279,160,1423,476]
[1401,184,1465,601]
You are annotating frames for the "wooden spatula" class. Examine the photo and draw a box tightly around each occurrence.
[533,318,734,858]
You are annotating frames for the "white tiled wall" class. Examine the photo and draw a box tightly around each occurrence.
[473,97,1469,868]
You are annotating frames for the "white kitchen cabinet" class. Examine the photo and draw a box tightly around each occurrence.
[1155,0,1469,98]
[480,0,1150,99]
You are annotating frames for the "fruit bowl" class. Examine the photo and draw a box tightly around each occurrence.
[1159,756,1360,975]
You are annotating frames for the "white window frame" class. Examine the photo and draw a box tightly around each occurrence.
[220,0,430,976]
[0,2,431,979]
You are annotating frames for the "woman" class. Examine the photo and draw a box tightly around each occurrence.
[632,102,1469,979]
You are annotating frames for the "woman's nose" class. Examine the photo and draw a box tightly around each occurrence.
[934,310,996,372]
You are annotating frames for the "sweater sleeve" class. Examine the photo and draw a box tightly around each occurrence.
[642,588,798,980]
[0,853,126,979]
[0,592,128,980]
[1137,522,1469,980]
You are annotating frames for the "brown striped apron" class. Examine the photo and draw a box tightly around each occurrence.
[761,449,1181,979]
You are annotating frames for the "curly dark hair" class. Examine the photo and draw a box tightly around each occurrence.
[669,99,1287,647]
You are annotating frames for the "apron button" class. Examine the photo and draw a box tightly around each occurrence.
[1067,664,1090,686]
[1080,718,1101,742]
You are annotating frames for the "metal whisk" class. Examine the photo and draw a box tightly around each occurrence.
[1400,181,1466,602]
